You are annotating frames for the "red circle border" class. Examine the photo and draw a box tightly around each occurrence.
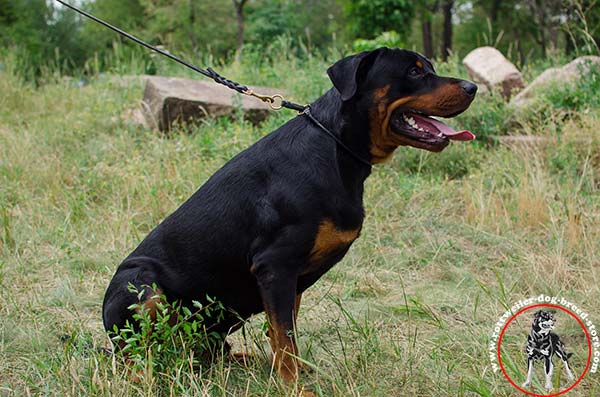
[496,303,592,397]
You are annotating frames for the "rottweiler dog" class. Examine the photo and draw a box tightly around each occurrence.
[103,47,477,387]
[522,310,575,390]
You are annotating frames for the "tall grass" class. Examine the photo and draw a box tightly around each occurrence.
[1,46,599,396]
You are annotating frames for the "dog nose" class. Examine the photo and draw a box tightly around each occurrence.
[459,81,477,96]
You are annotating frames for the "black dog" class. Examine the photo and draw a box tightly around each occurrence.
[102,47,477,386]
[522,310,575,389]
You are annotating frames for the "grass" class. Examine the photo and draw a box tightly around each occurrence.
[1,47,600,396]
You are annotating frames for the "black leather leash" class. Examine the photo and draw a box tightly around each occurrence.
[54,0,301,111]
[55,0,371,167]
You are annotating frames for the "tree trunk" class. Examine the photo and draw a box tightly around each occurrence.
[422,14,433,59]
[529,0,547,58]
[565,29,574,55]
[440,0,453,61]
[233,0,247,62]
[188,0,197,51]
[490,0,501,23]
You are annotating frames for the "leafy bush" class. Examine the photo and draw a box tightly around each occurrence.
[344,0,415,41]
[541,61,600,113]
[110,284,227,377]
[509,60,600,134]
[353,31,404,52]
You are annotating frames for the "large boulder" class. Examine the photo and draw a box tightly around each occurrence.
[142,76,284,131]
[511,56,600,107]
[462,46,525,99]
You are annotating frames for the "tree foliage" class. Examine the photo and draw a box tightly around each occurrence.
[0,0,86,75]
[344,0,416,41]
[0,0,598,79]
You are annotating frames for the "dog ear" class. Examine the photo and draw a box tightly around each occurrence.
[534,310,543,319]
[327,48,384,101]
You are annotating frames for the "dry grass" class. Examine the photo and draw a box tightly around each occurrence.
[1,57,599,396]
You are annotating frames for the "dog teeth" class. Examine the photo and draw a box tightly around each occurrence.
[402,114,432,134]
[437,132,444,138]
[403,115,419,128]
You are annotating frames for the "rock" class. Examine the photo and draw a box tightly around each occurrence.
[121,106,150,129]
[462,46,525,99]
[141,76,283,131]
[563,55,600,74]
[475,83,489,95]
[511,56,600,107]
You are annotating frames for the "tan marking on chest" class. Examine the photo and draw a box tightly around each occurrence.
[308,219,360,265]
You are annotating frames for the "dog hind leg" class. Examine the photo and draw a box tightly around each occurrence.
[544,357,554,390]
[556,350,575,381]
[102,262,164,341]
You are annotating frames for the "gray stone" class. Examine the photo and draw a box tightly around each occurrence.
[462,46,525,99]
[141,76,283,131]
[511,56,600,107]
[121,106,150,129]
[563,55,600,74]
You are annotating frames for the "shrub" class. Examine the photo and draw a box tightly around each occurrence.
[110,284,227,377]
[353,31,404,52]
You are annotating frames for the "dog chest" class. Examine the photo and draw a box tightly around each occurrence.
[303,219,360,274]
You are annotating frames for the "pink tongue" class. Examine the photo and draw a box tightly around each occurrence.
[412,114,475,141]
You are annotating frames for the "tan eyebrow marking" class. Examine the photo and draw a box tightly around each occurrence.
[416,60,423,69]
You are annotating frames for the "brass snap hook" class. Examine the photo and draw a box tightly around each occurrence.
[244,90,285,111]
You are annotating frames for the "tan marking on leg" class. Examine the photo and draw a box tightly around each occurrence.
[136,288,164,321]
[294,294,302,325]
[135,288,177,325]
[267,317,299,383]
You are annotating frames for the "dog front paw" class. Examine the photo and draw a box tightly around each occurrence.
[522,380,531,388]
[545,382,553,390]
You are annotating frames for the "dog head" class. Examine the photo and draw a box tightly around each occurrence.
[327,47,477,163]
[533,310,556,335]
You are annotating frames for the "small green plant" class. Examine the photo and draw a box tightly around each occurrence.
[543,62,600,113]
[517,61,600,131]
[110,283,228,378]
[353,31,404,52]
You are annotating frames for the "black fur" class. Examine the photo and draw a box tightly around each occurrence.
[102,48,477,382]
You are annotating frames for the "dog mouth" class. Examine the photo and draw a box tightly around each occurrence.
[390,109,475,152]
[538,320,555,333]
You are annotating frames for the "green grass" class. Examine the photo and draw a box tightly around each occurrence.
[1,49,599,396]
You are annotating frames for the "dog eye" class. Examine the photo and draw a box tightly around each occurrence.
[409,67,422,77]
